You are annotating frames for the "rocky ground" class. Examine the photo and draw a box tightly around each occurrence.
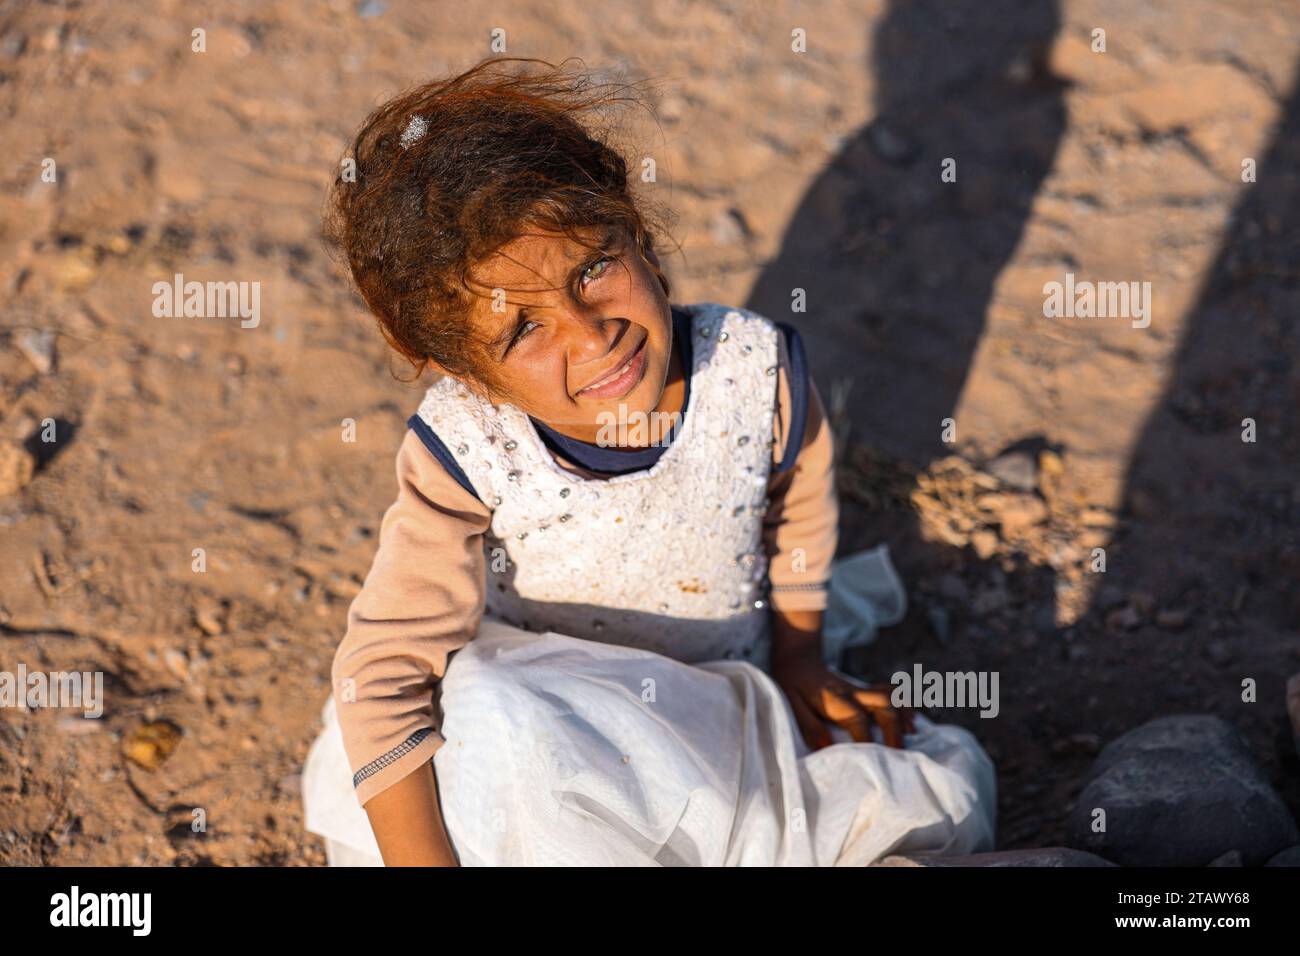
[1,0,1298,865]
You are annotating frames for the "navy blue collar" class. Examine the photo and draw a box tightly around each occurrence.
[530,306,693,476]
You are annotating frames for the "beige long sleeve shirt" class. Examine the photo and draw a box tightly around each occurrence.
[333,326,840,806]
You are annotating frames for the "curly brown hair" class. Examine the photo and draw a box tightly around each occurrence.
[323,56,676,397]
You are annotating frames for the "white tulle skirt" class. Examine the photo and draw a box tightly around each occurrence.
[303,560,997,866]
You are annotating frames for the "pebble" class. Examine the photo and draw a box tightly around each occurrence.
[194,604,225,636]
[866,120,920,166]
[163,648,190,682]
[1155,607,1191,630]
[15,329,57,374]
[1105,605,1141,631]
[986,450,1039,492]
[123,720,183,771]
[970,528,999,560]
[0,442,36,496]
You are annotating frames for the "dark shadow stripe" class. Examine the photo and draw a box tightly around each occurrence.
[774,321,810,474]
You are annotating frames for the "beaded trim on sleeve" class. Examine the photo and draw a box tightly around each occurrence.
[352,727,435,789]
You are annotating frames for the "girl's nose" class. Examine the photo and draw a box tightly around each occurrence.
[561,309,622,365]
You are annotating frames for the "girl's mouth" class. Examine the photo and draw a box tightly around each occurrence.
[576,337,648,400]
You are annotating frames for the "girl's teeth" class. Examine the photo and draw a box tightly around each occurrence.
[587,357,633,391]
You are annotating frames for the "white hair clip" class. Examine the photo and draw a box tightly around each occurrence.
[399,114,429,150]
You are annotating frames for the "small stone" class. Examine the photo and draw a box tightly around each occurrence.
[0,443,36,497]
[163,648,190,682]
[1080,508,1116,528]
[977,492,1049,531]
[15,329,57,374]
[1155,608,1191,630]
[123,720,183,771]
[866,120,920,166]
[986,450,1038,492]
[970,529,999,560]
[1038,449,1065,477]
[1105,605,1141,631]
[194,602,225,636]
[56,252,97,290]
[1128,592,1156,616]
[711,208,751,246]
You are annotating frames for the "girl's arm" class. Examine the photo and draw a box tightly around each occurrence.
[331,428,492,855]
[364,759,459,866]
[763,326,838,617]
[763,332,915,748]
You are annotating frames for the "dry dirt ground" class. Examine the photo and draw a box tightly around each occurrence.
[1,0,1297,865]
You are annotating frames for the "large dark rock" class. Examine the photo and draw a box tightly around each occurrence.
[1065,715,1298,866]
[874,847,1114,867]
[1265,845,1300,867]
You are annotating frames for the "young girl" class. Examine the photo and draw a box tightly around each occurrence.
[302,57,995,866]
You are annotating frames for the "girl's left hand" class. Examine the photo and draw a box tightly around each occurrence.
[771,647,916,752]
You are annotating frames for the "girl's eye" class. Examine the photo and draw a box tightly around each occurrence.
[582,255,615,285]
[512,318,539,346]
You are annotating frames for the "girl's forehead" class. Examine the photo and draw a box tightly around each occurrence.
[469,224,621,300]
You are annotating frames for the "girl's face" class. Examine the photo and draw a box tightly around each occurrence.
[459,224,676,444]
